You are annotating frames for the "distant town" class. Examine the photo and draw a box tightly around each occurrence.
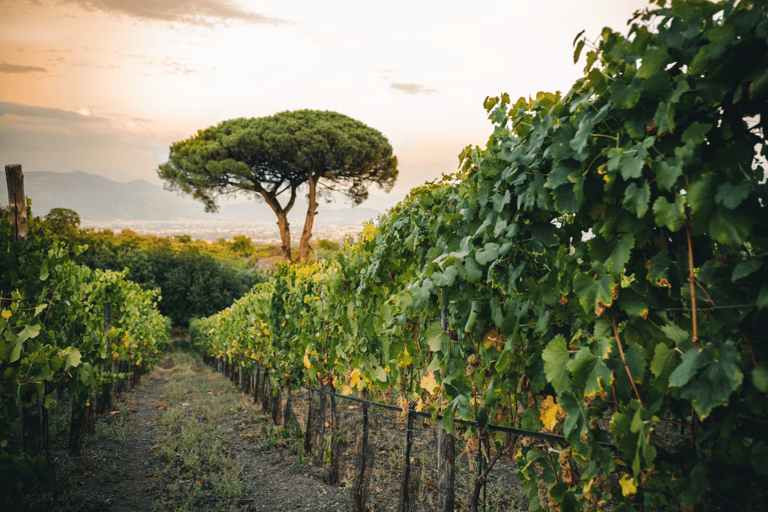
[79,219,369,245]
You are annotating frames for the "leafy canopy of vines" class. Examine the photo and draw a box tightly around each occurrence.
[1,208,171,503]
[191,1,768,510]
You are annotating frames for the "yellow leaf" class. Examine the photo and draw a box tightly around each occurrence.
[135,359,142,366]
[397,348,412,368]
[303,352,312,370]
[340,385,353,396]
[1,310,11,319]
[619,474,637,497]
[349,369,362,389]
[539,395,561,431]
[420,371,438,395]
[482,326,504,350]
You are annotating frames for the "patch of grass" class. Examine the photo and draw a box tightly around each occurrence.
[152,351,250,512]
[95,403,129,443]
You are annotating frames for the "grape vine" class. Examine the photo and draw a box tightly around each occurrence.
[1,206,171,504]
[192,1,768,509]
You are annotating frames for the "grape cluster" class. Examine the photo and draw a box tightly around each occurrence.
[536,478,555,511]
[582,476,608,512]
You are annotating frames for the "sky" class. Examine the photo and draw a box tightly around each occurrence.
[1,0,651,210]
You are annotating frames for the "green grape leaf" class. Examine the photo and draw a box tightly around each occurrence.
[650,343,677,379]
[709,207,751,246]
[65,348,82,370]
[18,323,41,343]
[677,343,743,418]
[752,363,768,393]
[682,122,713,145]
[652,195,686,232]
[490,297,504,327]
[638,45,671,79]
[687,172,717,233]
[606,233,635,275]
[623,180,651,218]
[10,341,23,363]
[731,258,762,282]
[617,288,649,318]
[668,348,703,388]
[661,324,693,350]
[458,256,483,283]
[475,243,500,265]
[611,78,643,109]
[433,265,458,287]
[656,157,683,191]
[715,181,752,210]
[542,335,570,394]
[573,268,615,313]
[566,347,596,392]
[424,321,450,354]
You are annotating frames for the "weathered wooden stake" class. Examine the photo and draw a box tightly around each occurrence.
[283,386,294,431]
[303,390,314,454]
[315,384,328,464]
[254,367,261,404]
[400,403,415,511]
[350,400,374,511]
[271,386,281,425]
[5,164,28,246]
[328,388,341,484]
[8,165,46,459]
[437,290,456,512]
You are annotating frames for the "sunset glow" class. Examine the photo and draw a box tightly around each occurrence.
[2,0,649,203]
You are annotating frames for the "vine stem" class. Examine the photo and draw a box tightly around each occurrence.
[685,207,698,348]
[685,206,699,447]
[611,308,644,409]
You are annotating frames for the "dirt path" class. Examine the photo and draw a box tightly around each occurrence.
[24,351,525,512]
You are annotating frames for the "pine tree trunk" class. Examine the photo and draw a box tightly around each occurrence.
[298,172,319,262]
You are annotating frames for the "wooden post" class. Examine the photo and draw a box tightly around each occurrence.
[350,400,374,511]
[315,384,328,464]
[5,164,28,246]
[437,290,455,512]
[400,402,415,511]
[271,385,281,425]
[303,389,314,455]
[283,386,295,431]
[7,165,45,459]
[328,387,341,484]
[254,367,261,404]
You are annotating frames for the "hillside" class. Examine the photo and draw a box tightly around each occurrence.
[0,171,391,224]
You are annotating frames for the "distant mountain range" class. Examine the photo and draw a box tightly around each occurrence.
[0,171,395,224]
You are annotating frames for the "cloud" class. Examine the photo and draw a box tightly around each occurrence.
[0,61,47,74]
[0,102,170,184]
[62,0,291,27]
[0,102,106,122]
[390,83,437,95]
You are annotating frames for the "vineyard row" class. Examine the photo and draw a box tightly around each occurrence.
[1,165,171,506]
[189,2,768,511]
